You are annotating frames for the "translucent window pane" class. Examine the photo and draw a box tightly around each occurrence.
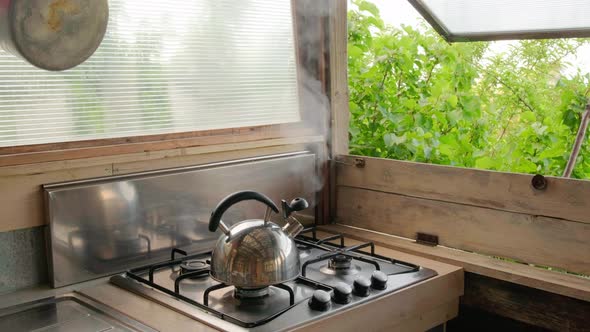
[410,0,590,41]
[0,0,300,147]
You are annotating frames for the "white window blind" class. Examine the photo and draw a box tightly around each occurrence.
[0,0,300,147]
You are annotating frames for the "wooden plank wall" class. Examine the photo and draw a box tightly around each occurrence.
[449,273,590,332]
[335,155,590,276]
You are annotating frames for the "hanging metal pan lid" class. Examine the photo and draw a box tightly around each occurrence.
[0,0,109,71]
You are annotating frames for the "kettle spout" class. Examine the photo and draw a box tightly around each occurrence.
[282,216,304,238]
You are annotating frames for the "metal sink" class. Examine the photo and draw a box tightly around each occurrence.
[0,293,156,332]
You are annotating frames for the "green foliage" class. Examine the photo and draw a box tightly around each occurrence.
[348,0,590,178]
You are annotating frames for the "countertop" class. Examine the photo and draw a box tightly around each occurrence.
[0,228,464,331]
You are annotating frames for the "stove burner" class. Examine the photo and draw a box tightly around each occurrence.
[180,260,209,276]
[234,287,270,300]
[320,264,361,276]
[298,236,383,279]
[328,254,352,270]
[320,254,361,275]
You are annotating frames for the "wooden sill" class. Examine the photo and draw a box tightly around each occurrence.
[319,224,590,302]
[0,123,317,167]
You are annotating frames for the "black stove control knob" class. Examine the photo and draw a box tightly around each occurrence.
[371,270,388,290]
[353,276,371,297]
[332,282,353,304]
[309,290,331,311]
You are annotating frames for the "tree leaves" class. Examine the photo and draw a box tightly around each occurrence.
[447,95,458,108]
[358,1,380,17]
[521,111,536,122]
[348,0,590,178]
[475,157,496,169]
[384,133,407,146]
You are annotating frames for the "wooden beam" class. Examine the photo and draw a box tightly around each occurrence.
[336,186,590,276]
[0,165,113,233]
[319,224,590,302]
[337,155,590,225]
[0,124,317,167]
[326,0,349,224]
[0,136,323,177]
[328,0,349,157]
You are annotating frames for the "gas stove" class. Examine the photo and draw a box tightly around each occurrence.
[110,227,437,331]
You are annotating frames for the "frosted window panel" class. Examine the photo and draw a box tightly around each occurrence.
[0,0,300,147]
[409,0,590,41]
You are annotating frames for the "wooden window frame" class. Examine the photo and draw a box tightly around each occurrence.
[0,123,320,167]
[0,0,335,233]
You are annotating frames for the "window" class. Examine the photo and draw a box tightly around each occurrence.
[348,0,590,179]
[0,0,300,147]
[408,0,590,41]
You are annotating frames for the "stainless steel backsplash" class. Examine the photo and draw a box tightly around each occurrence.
[44,152,318,287]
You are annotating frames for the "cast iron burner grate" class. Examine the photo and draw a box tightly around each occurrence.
[118,227,421,328]
[179,259,209,275]
[122,245,331,328]
[202,282,298,307]
[296,228,421,277]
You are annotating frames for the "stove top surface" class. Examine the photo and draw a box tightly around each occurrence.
[111,228,438,331]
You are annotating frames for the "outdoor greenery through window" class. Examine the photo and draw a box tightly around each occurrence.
[0,0,299,147]
[348,0,590,179]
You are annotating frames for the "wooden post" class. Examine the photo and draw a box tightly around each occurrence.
[328,0,349,222]
[329,0,349,157]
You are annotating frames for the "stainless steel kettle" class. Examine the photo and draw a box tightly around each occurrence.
[208,191,308,288]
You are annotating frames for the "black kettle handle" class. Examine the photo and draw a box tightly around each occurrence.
[209,191,279,232]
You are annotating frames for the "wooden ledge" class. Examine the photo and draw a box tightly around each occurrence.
[0,137,325,232]
[319,224,590,302]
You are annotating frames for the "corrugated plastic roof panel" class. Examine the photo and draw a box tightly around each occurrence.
[408,0,590,41]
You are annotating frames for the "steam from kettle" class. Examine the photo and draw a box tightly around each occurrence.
[290,0,333,201]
